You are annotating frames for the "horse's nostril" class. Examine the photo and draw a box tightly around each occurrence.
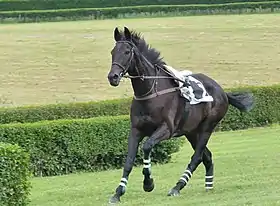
[108,72,120,81]
[113,74,119,79]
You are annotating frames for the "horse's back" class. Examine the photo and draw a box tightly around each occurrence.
[190,73,228,105]
[189,73,229,119]
[191,73,225,95]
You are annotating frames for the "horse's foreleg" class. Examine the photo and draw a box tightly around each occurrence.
[109,128,143,204]
[142,122,171,192]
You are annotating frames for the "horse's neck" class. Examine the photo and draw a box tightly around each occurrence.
[130,65,155,98]
[130,58,174,98]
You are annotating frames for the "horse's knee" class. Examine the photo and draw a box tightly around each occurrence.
[142,140,153,154]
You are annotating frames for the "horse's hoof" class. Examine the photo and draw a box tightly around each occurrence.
[143,178,155,192]
[108,195,120,204]
[167,188,180,196]
[206,187,214,192]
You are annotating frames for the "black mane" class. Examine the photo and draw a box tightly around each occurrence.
[119,30,166,67]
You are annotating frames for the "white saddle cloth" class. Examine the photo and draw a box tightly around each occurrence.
[164,65,214,105]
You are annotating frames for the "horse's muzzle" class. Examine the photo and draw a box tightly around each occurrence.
[108,71,122,86]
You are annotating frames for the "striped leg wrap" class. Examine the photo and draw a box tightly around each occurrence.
[143,158,152,177]
[205,175,213,189]
[119,177,128,188]
[179,169,192,185]
[143,158,151,169]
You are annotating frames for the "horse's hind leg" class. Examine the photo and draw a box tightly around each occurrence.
[168,120,217,196]
[203,147,214,191]
[186,134,214,190]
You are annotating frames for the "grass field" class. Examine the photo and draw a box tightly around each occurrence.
[29,125,280,206]
[0,13,280,106]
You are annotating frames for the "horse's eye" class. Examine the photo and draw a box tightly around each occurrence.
[125,50,130,55]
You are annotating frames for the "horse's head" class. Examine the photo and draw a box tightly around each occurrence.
[107,27,135,86]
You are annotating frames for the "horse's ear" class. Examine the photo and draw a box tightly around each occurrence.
[124,27,132,41]
[114,27,121,42]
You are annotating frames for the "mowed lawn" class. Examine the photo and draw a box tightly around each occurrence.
[0,13,280,106]
[30,125,280,206]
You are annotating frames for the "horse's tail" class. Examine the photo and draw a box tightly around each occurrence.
[226,92,254,112]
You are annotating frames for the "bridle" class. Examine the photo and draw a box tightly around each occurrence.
[111,41,136,77]
[111,40,187,101]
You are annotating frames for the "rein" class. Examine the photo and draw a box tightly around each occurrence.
[123,74,184,81]
[112,40,185,101]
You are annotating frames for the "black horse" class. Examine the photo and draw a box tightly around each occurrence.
[107,27,254,204]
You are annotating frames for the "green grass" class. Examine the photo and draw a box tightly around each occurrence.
[0,13,280,106]
[30,125,280,206]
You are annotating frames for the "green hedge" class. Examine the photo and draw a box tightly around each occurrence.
[0,0,278,11]
[0,143,31,206]
[217,85,280,130]
[0,116,183,177]
[0,85,279,126]
[0,85,279,177]
[0,98,131,124]
[1,2,280,23]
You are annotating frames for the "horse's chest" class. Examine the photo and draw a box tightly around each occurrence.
[133,109,162,135]
[131,100,166,134]
[135,115,157,136]
[138,114,156,124]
